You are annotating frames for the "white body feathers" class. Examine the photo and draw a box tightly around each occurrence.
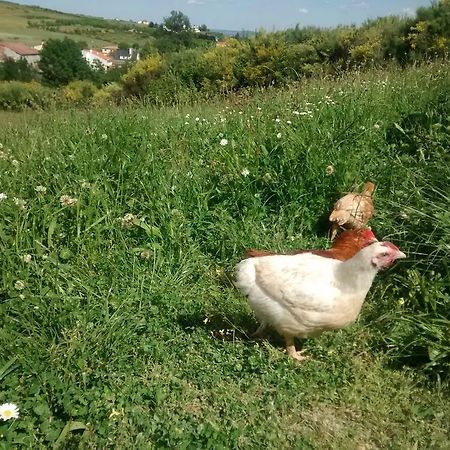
[235,245,381,339]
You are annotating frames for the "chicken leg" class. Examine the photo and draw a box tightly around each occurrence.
[285,335,309,362]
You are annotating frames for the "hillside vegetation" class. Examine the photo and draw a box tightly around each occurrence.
[0,62,449,448]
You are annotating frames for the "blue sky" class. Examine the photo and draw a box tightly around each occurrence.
[12,0,430,30]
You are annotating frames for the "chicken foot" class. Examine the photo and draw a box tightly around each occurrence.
[285,336,309,362]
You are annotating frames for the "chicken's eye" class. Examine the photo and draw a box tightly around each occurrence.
[381,252,389,257]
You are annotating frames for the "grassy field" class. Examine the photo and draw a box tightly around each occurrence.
[0,1,147,47]
[0,63,449,448]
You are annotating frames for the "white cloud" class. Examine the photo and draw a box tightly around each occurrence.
[402,7,415,17]
[340,1,369,9]
[298,8,309,14]
[187,0,205,4]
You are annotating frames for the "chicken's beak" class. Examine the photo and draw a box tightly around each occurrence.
[394,250,406,260]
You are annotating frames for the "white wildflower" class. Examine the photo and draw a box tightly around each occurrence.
[195,117,200,121]
[293,111,300,115]
[81,180,91,189]
[325,165,335,176]
[220,138,228,146]
[140,250,152,259]
[11,159,19,167]
[286,120,292,124]
[276,132,282,139]
[59,195,78,207]
[275,118,280,123]
[0,403,19,421]
[14,280,25,291]
[373,123,380,129]
[241,168,250,177]
[13,198,27,211]
[21,254,32,264]
[35,185,47,194]
[0,193,7,201]
[121,213,136,229]
[101,133,108,140]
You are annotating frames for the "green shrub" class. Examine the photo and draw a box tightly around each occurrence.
[62,80,98,104]
[0,81,54,111]
[92,82,124,106]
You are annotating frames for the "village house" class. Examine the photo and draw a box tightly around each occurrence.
[82,49,113,69]
[111,47,140,64]
[0,42,40,65]
[100,45,118,55]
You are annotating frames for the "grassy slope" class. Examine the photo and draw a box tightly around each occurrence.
[0,64,449,448]
[0,1,145,47]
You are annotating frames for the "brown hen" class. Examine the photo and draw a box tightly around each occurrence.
[245,228,377,260]
[329,181,375,240]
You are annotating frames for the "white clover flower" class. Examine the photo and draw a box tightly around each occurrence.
[275,118,280,123]
[13,198,27,211]
[184,122,189,125]
[373,123,380,129]
[292,111,300,115]
[0,193,7,201]
[101,133,108,140]
[81,180,91,189]
[21,254,32,264]
[325,165,335,176]
[257,107,262,111]
[220,139,228,146]
[185,113,190,118]
[60,195,78,207]
[11,159,19,167]
[286,120,292,124]
[241,168,250,177]
[0,403,19,421]
[121,213,137,229]
[14,280,25,291]
[276,132,282,138]
[140,249,152,259]
[35,185,47,194]
[195,117,200,121]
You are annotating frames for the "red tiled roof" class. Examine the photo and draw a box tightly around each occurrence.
[0,42,40,56]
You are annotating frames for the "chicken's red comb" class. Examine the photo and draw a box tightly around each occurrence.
[381,241,401,252]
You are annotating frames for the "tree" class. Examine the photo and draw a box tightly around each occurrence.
[163,10,191,32]
[38,38,92,86]
[199,24,208,32]
[0,58,37,82]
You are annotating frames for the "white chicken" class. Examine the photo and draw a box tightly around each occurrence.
[235,241,405,361]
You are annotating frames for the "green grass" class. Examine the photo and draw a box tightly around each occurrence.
[0,62,449,448]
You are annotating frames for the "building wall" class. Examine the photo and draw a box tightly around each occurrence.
[1,48,40,65]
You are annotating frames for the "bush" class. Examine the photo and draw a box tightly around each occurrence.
[121,55,165,97]
[62,80,98,104]
[92,82,124,106]
[0,81,54,111]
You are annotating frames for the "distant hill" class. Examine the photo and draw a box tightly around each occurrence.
[0,1,217,50]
